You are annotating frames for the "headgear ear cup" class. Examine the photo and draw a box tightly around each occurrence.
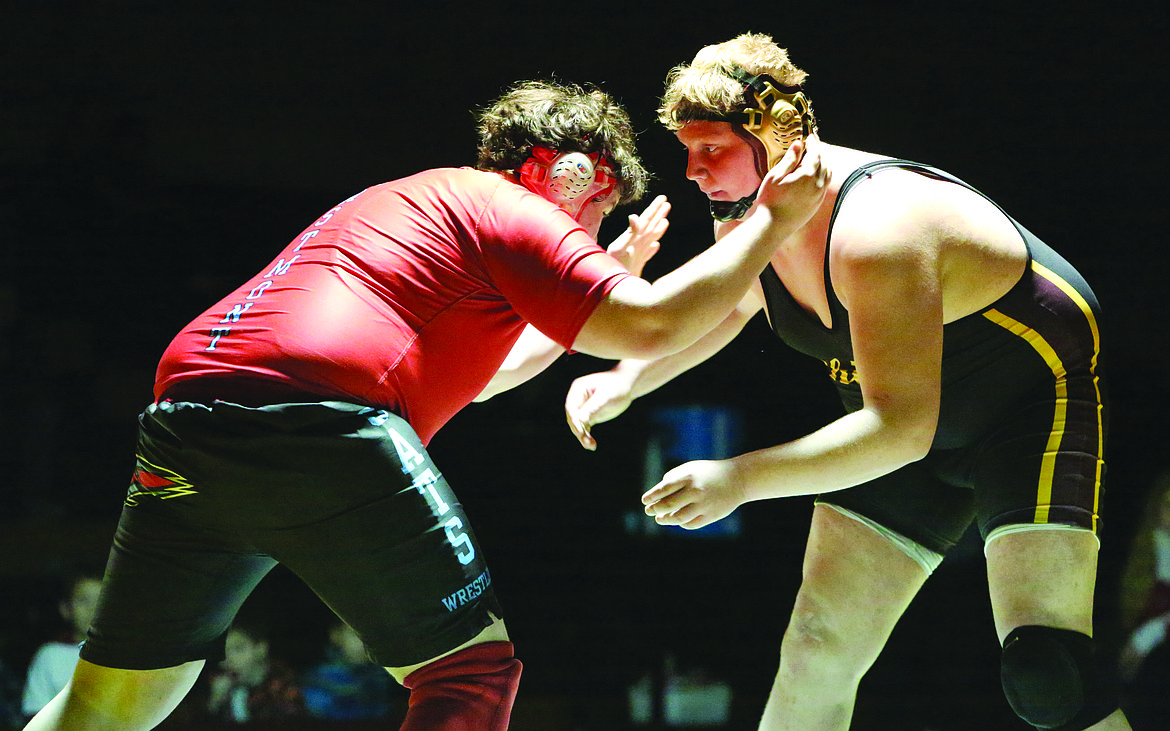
[546,152,598,204]
[732,68,812,176]
[519,147,618,220]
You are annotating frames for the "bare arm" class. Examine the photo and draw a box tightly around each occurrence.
[564,290,762,448]
[473,196,671,402]
[570,136,829,361]
[472,325,564,402]
[644,195,945,529]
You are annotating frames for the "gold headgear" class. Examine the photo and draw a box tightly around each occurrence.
[729,67,813,177]
[708,68,814,221]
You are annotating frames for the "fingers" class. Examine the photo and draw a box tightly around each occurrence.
[796,134,829,187]
[564,389,598,450]
[626,208,645,232]
[640,460,730,530]
[612,196,669,239]
[641,194,669,221]
[631,198,669,234]
[642,496,710,530]
[767,133,823,183]
[641,479,678,507]
[564,406,596,450]
[647,501,697,524]
[753,133,831,222]
[576,424,597,450]
[641,478,685,511]
[666,509,711,530]
[612,196,669,277]
[770,136,805,178]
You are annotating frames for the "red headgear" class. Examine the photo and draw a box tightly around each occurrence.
[519,147,617,220]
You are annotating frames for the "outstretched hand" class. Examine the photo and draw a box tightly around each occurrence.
[606,195,670,277]
[641,458,746,530]
[564,369,636,450]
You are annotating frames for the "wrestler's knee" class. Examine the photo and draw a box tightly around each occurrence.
[1000,625,1120,730]
[778,600,867,686]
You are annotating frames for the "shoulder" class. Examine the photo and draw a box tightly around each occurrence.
[826,169,950,310]
[368,167,511,202]
[378,168,563,233]
[837,166,943,225]
[378,166,504,198]
[830,167,965,261]
[833,176,940,271]
[476,177,581,242]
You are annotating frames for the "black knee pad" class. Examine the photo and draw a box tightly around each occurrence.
[1000,625,1118,730]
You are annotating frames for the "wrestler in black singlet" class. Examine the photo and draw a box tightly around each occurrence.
[758,160,1108,554]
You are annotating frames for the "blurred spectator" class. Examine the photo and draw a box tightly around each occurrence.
[205,621,305,723]
[0,657,23,729]
[1118,470,1170,728]
[20,571,102,717]
[302,619,397,720]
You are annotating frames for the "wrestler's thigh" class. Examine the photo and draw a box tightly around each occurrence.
[82,501,277,670]
[985,528,1099,642]
[972,376,1105,538]
[254,417,502,670]
[789,504,930,659]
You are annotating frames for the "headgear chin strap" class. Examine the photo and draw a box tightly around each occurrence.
[709,67,814,222]
[519,147,617,220]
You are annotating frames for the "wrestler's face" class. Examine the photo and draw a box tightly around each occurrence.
[677,121,762,202]
[573,187,620,239]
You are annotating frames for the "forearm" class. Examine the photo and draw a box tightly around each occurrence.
[620,305,751,398]
[640,209,788,351]
[734,408,934,501]
[576,209,789,359]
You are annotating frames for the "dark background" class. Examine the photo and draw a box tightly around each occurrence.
[1,3,1164,729]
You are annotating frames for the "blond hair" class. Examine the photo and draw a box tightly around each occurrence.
[658,33,812,130]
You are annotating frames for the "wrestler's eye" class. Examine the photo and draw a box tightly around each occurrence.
[590,194,615,211]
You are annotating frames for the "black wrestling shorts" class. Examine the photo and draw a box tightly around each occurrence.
[80,400,502,670]
[820,371,1107,556]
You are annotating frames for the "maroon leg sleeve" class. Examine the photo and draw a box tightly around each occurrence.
[400,640,523,731]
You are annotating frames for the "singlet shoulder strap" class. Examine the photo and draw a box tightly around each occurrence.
[826,158,988,232]
[822,158,1005,324]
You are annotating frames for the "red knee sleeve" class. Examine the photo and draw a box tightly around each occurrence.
[401,640,523,731]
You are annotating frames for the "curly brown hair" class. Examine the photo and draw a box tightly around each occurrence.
[476,80,649,204]
[658,33,814,131]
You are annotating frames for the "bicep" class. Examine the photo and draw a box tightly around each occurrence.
[647,293,761,383]
[834,240,943,438]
